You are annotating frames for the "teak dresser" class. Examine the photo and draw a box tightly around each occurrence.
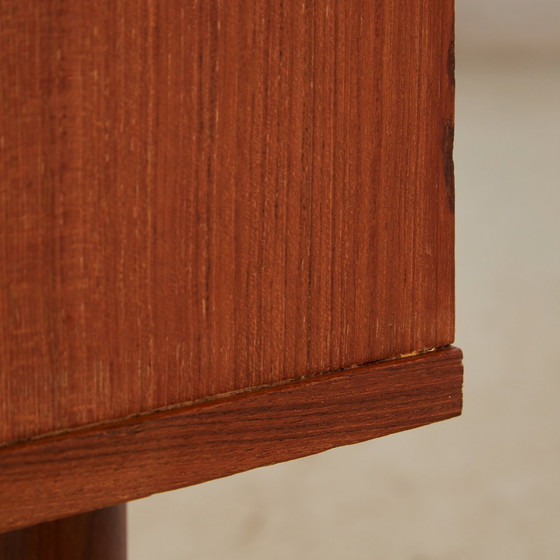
[0,1,462,557]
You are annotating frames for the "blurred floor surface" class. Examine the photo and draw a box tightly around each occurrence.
[129,55,560,560]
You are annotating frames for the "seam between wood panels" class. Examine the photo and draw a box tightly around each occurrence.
[0,345,458,450]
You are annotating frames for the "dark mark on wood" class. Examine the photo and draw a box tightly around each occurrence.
[443,121,455,213]
[447,38,455,88]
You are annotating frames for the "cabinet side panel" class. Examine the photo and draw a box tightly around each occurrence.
[0,0,455,444]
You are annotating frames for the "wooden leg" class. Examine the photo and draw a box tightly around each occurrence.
[0,505,126,560]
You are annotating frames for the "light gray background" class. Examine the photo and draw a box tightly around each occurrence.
[130,2,560,558]
[459,0,560,54]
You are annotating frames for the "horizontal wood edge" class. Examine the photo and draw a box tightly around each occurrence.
[0,346,463,532]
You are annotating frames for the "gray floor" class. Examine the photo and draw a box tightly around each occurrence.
[129,51,560,560]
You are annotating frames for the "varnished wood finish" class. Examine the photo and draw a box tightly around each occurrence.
[0,347,462,533]
[0,506,126,560]
[0,0,455,446]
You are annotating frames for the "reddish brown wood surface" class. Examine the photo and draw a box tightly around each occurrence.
[0,0,455,446]
[0,347,462,533]
[0,506,126,560]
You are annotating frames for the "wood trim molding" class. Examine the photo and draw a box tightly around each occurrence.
[0,346,462,533]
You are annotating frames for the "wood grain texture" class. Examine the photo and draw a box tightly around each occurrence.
[0,506,126,559]
[0,347,462,533]
[0,0,455,446]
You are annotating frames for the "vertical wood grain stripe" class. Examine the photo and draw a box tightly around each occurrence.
[0,347,462,533]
